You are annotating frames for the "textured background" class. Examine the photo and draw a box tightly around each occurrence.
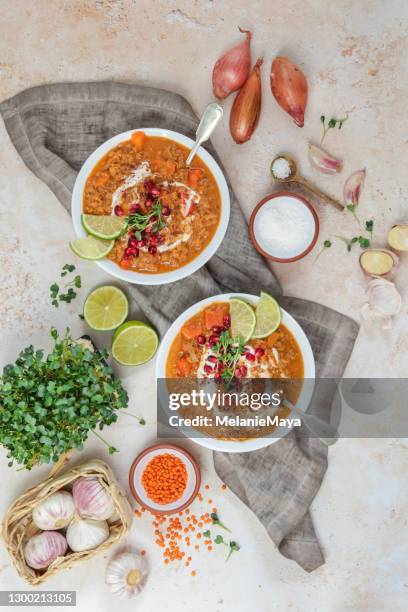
[0,1,407,610]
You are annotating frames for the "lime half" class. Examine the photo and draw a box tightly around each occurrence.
[252,291,281,338]
[387,225,408,251]
[82,214,127,240]
[70,236,114,260]
[112,321,159,366]
[84,286,129,331]
[230,298,256,343]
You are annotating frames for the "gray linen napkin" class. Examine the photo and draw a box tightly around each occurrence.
[0,82,359,572]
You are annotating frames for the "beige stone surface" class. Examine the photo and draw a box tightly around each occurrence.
[0,1,408,610]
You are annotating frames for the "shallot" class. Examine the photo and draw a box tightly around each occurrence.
[212,27,252,100]
[359,249,398,278]
[388,224,408,251]
[360,277,402,329]
[344,169,366,207]
[308,143,342,174]
[24,531,68,570]
[270,56,308,127]
[230,58,263,144]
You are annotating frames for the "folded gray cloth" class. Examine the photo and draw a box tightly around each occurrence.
[0,82,359,572]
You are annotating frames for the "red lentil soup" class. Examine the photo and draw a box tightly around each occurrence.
[165,301,304,440]
[83,132,222,274]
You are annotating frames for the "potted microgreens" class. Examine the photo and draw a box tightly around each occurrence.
[0,328,128,469]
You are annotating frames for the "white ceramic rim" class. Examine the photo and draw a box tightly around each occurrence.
[71,128,230,285]
[131,446,198,513]
[155,293,316,453]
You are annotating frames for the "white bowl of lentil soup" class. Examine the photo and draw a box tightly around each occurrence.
[156,293,315,453]
[72,128,230,285]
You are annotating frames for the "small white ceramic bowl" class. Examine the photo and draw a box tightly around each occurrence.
[71,128,230,285]
[129,444,201,515]
[156,293,315,453]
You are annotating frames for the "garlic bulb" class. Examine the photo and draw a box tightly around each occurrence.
[106,552,147,599]
[32,491,75,531]
[73,477,115,520]
[361,277,402,329]
[24,531,68,570]
[66,516,109,552]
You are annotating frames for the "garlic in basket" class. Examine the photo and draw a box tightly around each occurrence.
[73,477,115,520]
[106,552,147,598]
[66,516,109,552]
[24,531,68,570]
[32,490,75,531]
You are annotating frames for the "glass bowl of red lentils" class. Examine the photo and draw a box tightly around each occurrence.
[129,444,201,515]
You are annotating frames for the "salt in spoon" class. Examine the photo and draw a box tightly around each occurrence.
[271,154,344,212]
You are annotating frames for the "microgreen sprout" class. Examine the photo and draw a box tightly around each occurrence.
[226,541,240,561]
[211,512,232,533]
[50,265,82,307]
[214,534,228,546]
[203,530,211,539]
[314,239,332,262]
[320,114,349,143]
[346,204,360,225]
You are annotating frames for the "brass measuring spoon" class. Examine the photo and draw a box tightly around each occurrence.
[270,154,344,212]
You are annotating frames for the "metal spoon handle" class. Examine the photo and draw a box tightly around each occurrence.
[284,400,339,446]
[295,175,344,211]
[186,102,223,166]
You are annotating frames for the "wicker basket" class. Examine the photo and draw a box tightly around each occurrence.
[2,458,133,585]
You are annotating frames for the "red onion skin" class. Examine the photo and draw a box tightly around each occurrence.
[230,58,263,144]
[270,56,308,127]
[212,27,252,100]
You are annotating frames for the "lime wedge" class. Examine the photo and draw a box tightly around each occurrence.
[252,291,281,338]
[230,298,256,343]
[83,286,129,331]
[82,214,127,240]
[387,226,408,251]
[70,236,114,260]
[112,321,159,366]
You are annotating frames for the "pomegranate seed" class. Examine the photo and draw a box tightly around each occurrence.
[204,364,213,375]
[136,239,146,248]
[234,367,241,378]
[245,352,256,362]
[150,186,161,197]
[124,246,139,258]
[130,203,141,213]
[144,180,155,193]
[196,335,206,345]
[158,235,165,244]
[128,237,137,248]
[144,195,154,208]
[148,245,157,255]
[209,335,219,345]
[149,235,159,246]
[217,362,225,373]
[240,365,248,377]
[207,355,217,363]
[145,227,152,234]
[162,206,171,216]
[214,372,221,381]
[255,347,265,359]
[114,205,124,216]
[212,325,222,335]
[223,315,231,327]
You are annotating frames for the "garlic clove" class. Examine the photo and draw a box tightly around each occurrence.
[66,517,109,552]
[361,277,402,329]
[72,477,115,521]
[32,490,75,531]
[344,169,366,207]
[106,552,148,599]
[308,143,342,174]
[24,531,68,570]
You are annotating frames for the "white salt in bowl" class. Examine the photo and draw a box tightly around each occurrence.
[249,191,319,262]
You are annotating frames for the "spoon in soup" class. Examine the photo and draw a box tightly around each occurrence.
[186,102,223,166]
[282,397,339,446]
[271,154,344,211]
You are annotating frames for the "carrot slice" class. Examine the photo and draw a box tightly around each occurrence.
[177,355,192,376]
[131,131,146,151]
[204,306,228,329]
[181,321,203,340]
